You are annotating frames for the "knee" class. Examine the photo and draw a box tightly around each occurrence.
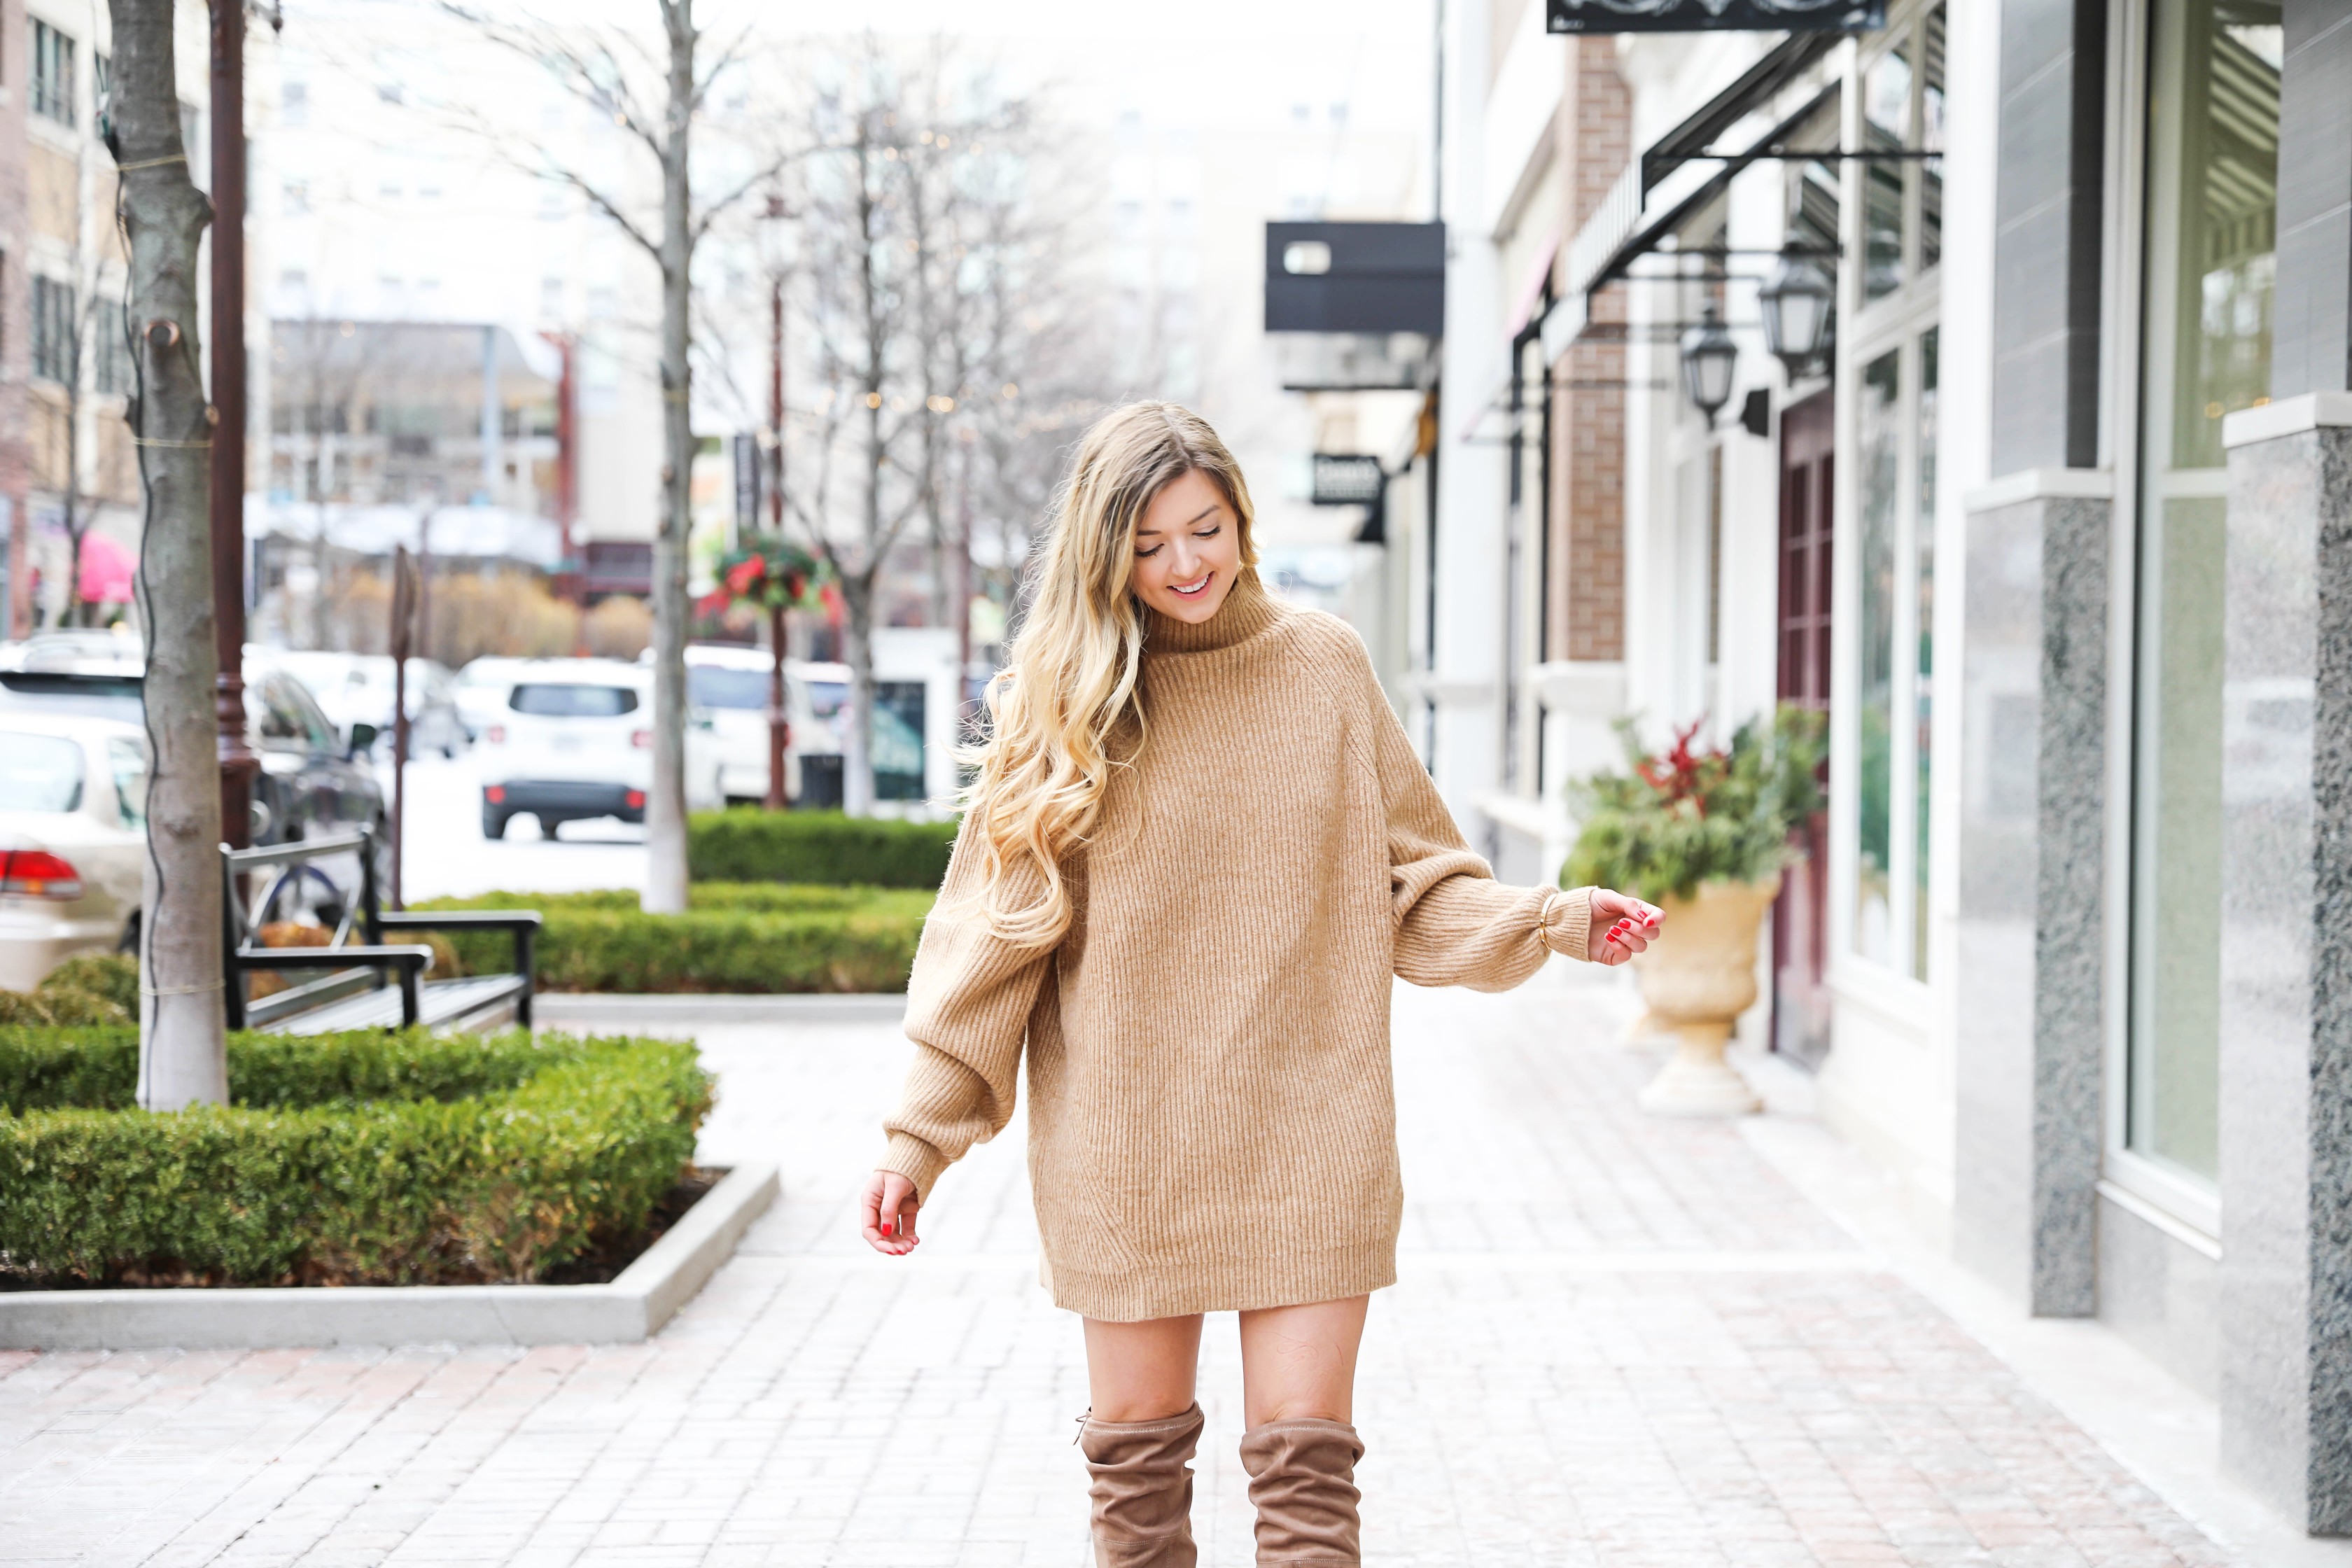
[1091,1393,1199,1424]
[1245,1398,1350,1427]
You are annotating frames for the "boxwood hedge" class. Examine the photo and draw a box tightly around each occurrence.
[0,1028,711,1287]
[688,808,957,888]
[415,884,934,994]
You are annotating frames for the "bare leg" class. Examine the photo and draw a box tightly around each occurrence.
[1237,1295,1368,1426]
[1084,1313,1205,1422]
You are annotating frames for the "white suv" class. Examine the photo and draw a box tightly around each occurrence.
[477,660,718,839]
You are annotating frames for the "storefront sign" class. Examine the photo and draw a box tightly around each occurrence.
[1310,454,1385,506]
[1547,0,1881,33]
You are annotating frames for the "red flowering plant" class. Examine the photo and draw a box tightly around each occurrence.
[1562,706,1827,903]
[699,536,825,617]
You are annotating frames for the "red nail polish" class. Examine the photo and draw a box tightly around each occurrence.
[882,1221,893,1236]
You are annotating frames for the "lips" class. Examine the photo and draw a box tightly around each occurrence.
[1170,570,1213,596]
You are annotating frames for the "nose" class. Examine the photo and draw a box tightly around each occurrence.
[1166,538,1205,581]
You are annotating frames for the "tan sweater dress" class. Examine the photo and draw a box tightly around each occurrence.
[878,571,1595,1321]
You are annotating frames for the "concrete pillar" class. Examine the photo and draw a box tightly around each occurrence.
[2218,392,2352,1532]
[1431,0,1506,831]
[1952,469,2111,1317]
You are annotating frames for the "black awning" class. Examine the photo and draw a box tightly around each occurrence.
[1640,33,1842,195]
[1583,83,1838,295]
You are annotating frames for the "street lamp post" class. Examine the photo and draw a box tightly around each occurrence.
[209,0,259,849]
[762,192,792,813]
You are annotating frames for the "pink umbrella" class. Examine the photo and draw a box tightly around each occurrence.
[76,532,137,606]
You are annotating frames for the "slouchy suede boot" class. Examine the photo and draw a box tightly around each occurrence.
[1238,1418,1365,1565]
[1077,1403,1203,1568]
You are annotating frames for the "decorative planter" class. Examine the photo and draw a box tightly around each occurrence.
[1630,874,1779,1116]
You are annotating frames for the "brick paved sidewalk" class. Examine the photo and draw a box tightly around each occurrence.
[0,967,2238,1567]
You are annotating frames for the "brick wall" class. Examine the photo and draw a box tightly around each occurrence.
[0,0,31,635]
[1547,38,1632,664]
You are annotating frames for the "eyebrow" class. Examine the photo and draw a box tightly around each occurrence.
[1135,503,1224,539]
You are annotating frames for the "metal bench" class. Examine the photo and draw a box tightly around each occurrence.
[220,830,540,1035]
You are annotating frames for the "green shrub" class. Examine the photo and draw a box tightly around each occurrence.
[1564,706,1828,904]
[39,953,137,1011]
[0,1029,711,1286]
[688,808,958,888]
[414,884,934,993]
[0,991,53,1027]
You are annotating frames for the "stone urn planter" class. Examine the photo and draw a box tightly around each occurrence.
[1629,873,1779,1116]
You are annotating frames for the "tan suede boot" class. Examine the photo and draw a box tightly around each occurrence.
[1077,1403,1203,1568]
[1238,1418,1365,1565]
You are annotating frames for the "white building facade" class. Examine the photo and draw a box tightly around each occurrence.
[1408,0,2352,1536]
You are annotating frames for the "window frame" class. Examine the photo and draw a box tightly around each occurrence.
[29,19,76,127]
[1829,0,1946,1005]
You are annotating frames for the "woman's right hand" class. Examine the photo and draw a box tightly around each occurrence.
[860,1170,921,1256]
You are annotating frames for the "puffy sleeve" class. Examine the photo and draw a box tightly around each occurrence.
[876,825,1056,1198]
[1359,654,1594,988]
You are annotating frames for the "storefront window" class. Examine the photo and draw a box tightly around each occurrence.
[1861,4,1945,302]
[2127,0,2279,1185]
[1914,328,1938,980]
[1854,349,1900,965]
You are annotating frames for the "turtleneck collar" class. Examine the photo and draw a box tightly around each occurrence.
[1141,568,1284,654]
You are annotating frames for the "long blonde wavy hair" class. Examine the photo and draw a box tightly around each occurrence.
[958,401,1259,947]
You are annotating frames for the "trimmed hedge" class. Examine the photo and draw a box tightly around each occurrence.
[688,808,958,888]
[414,883,934,994]
[0,1028,711,1286]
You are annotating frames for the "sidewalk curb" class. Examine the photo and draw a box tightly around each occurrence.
[536,993,907,1024]
[0,1163,779,1351]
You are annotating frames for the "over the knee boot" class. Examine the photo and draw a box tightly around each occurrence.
[1077,1402,1203,1568]
[1239,1418,1365,1565]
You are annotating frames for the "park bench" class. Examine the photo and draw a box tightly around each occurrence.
[220,829,540,1034]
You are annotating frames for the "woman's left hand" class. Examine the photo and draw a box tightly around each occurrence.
[1590,889,1662,966]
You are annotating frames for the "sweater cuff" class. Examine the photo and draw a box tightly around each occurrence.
[1541,887,1595,964]
[877,1130,950,1200]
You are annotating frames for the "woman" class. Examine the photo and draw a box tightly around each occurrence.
[860,402,1660,1566]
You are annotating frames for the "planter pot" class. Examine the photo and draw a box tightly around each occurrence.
[1629,874,1779,1116]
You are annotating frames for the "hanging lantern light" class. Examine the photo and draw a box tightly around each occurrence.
[1679,304,1738,425]
[1757,244,1835,377]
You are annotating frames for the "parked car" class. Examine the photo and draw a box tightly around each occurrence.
[258,650,468,758]
[451,656,535,741]
[0,711,150,989]
[0,633,388,858]
[477,659,720,839]
[784,657,933,808]
[682,643,828,805]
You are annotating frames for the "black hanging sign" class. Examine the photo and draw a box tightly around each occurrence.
[1548,0,1881,32]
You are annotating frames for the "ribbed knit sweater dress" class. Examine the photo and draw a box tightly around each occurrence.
[877,571,1596,1322]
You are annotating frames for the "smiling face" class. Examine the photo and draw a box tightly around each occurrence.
[1130,468,1242,624]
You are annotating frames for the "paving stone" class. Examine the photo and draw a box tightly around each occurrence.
[0,969,2242,1565]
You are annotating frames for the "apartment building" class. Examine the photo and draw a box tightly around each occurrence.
[1409,0,2352,1536]
[0,0,206,633]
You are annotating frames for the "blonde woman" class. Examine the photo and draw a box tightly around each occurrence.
[860,402,1660,1566]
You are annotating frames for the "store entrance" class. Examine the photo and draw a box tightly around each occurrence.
[1774,389,1834,1066]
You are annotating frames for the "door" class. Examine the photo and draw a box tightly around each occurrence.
[1774,389,1835,1065]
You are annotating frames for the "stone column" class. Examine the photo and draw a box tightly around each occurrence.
[1952,470,2112,1316]
[2218,392,2352,1532]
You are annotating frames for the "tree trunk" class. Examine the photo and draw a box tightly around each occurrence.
[643,0,697,915]
[841,572,876,816]
[110,0,225,1110]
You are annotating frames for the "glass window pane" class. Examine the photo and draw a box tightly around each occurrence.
[1921,6,1947,271]
[0,734,85,813]
[1914,328,1939,980]
[1854,348,1901,965]
[2127,0,2279,1184]
[1863,37,1911,300]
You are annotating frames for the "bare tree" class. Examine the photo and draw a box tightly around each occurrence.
[435,0,792,911]
[781,38,1121,813]
[106,0,223,1108]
